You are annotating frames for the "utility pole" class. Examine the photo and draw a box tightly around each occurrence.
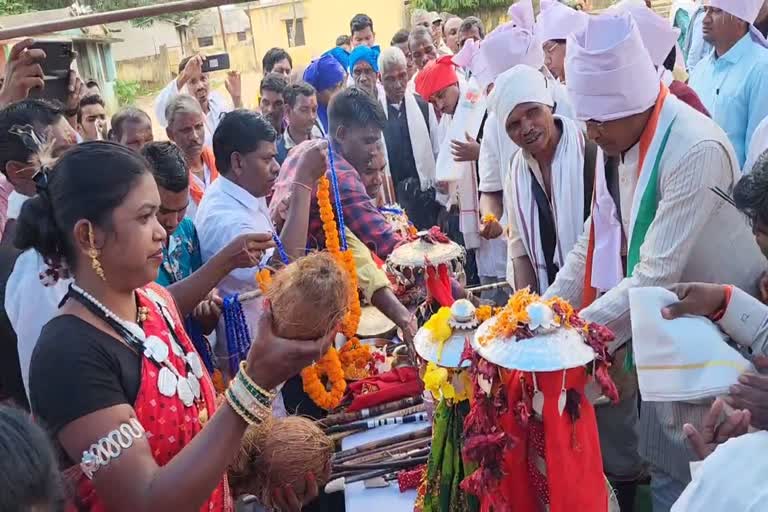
[217,5,229,52]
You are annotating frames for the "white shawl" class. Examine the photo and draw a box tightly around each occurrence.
[379,91,437,191]
[435,78,487,250]
[508,116,586,292]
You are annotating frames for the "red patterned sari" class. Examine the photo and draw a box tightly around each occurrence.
[66,283,232,511]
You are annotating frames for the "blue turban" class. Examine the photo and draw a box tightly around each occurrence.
[348,45,381,73]
[324,46,350,72]
[303,54,346,92]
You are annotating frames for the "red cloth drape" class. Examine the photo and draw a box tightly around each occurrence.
[494,367,608,512]
[345,367,423,412]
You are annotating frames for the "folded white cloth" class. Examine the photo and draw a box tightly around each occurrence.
[672,431,768,511]
[629,287,754,402]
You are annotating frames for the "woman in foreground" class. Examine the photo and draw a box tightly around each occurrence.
[19,141,330,511]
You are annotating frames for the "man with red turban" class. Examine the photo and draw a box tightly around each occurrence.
[414,56,461,117]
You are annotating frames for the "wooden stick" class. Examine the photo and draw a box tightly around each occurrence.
[333,447,431,468]
[328,429,364,443]
[333,436,431,464]
[327,464,425,493]
[335,443,432,465]
[326,468,391,487]
[325,412,428,434]
[0,0,252,40]
[332,426,432,461]
[466,281,512,293]
[331,455,429,473]
[333,435,430,463]
[319,396,423,428]
[324,403,426,433]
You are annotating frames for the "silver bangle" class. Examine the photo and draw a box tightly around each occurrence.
[80,418,145,480]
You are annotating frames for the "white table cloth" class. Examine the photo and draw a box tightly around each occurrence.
[342,421,430,512]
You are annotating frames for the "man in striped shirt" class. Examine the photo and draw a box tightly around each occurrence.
[547,13,765,511]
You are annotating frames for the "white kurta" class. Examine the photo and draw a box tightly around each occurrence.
[153,79,232,149]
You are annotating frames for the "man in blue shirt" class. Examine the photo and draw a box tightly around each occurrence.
[683,3,713,69]
[689,0,768,168]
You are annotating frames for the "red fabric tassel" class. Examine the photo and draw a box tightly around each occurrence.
[425,265,454,307]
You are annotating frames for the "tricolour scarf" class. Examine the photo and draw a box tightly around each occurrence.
[510,116,586,293]
[583,83,678,307]
[190,147,219,206]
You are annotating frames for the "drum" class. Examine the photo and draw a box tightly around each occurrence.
[356,305,397,339]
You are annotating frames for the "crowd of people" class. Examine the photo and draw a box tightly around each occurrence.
[2,0,768,510]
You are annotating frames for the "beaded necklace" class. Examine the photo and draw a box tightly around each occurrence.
[68,284,207,413]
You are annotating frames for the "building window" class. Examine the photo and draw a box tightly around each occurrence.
[197,36,214,48]
[285,18,305,47]
[237,31,247,42]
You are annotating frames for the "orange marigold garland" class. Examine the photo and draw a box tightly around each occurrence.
[338,337,372,380]
[299,175,368,409]
[300,347,347,410]
[256,268,272,294]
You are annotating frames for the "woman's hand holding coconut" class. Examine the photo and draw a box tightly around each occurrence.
[236,297,335,510]
[244,299,336,392]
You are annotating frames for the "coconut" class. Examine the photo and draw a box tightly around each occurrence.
[229,416,334,501]
[265,252,351,340]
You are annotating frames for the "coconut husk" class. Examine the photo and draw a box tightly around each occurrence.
[265,252,351,340]
[229,416,335,501]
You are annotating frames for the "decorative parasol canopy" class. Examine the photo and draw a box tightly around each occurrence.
[387,229,465,270]
[414,300,478,368]
[471,292,600,372]
[472,319,596,372]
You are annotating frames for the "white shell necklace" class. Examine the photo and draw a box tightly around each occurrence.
[70,284,205,407]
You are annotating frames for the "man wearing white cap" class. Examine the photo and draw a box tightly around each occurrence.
[613,4,709,116]
[454,14,577,303]
[472,3,577,255]
[546,12,765,511]
[489,64,595,296]
[688,0,768,168]
[536,0,589,83]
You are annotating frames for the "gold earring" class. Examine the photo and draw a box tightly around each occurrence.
[88,225,106,282]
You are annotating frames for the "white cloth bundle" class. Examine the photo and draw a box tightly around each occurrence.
[672,431,768,511]
[629,287,754,402]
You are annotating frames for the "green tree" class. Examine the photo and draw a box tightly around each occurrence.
[11,0,199,54]
[0,0,33,14]
[410,0,509,16]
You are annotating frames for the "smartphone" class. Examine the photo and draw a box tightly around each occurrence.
[201,53,230,73]
[27,40,75,103]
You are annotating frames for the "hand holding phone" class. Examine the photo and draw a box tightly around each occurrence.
[0,38,46,107]
[201,53,231,73]
[26,40,75,104]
